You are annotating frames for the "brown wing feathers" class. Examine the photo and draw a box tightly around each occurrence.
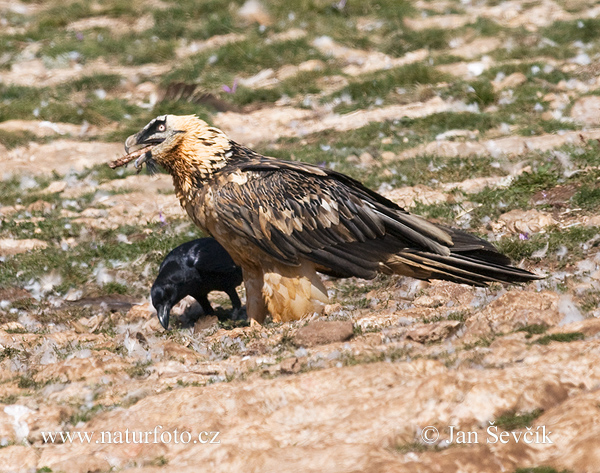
[210,150,539,286]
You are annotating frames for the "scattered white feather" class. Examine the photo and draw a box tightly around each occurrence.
[558,295,585,326]
[19,176,37,190]
[556,246,568,259]
[532,243,549,259]
[4,405,33,442]
[94,263,113,285]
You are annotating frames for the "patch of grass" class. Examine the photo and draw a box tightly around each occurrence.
[0,394,18,405]
[0,221,203,294]
[567,142,600,167]
[393,154,504,188]
[422,311,467,324]
[535,332,585,345]
[495,408,544,431]
[543,18,600,44]
[326,62,449,111]
[579,290,600,313]
[516,324,548,339]
[101,282,130,295]
[519,119,580,136]
[37,28,176,66]
[63,73,124,92]
[572,185,600,211]
[340,346,412,367]
[69,404,105,425]
[149,0,242,41]
[151,456,169,467]
[404,111,499,135]
[493,41,575,62]
[514,467,571,473]
[484,62,570,85]
[469,165,560,224]
[228,68,330,106]
[165,37,327,89]
[0,129,41,149]
[0,347,22,360]
[126,361,152,378]
[463,335,495,350]
[394,441,441,454]
[0,82,145,126]
[383,27,450,56]
[496,226,600,263]
[17,374,40,389]
[469,17,503,37]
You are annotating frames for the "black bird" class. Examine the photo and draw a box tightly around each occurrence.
[151,238,244,329]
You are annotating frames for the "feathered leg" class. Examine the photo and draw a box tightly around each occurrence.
[262,261,329,322]
[243,267,269,323]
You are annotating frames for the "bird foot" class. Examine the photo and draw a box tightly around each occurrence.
[231,307,247,321]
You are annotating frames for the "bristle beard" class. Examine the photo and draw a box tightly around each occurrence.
[145,158,160,176]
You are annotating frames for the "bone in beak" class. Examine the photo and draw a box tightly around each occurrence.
[108,144,153,169]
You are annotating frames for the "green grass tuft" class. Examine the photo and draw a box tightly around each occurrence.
[495,409,544,431]
[535,332,585,345]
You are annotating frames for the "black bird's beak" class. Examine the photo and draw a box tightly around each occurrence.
[157,306,170,330]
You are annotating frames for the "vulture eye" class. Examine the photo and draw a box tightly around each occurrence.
[157,124,166,132]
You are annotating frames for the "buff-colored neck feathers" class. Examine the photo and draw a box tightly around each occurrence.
[159,116,232,204]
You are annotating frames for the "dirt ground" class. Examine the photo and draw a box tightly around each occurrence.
[1,1,600,472]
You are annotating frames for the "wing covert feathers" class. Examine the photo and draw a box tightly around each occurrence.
[207,150,539,285]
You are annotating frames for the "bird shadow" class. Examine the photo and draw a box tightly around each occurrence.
[172,302,248,330]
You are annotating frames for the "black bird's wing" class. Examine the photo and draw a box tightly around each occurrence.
[187,238,240,274]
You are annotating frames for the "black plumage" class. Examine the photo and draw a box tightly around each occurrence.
[151,238,243,329]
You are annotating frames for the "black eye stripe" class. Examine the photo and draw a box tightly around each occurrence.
[138,117,167,142]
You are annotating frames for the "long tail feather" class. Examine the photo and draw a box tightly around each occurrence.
[385,250,541,286]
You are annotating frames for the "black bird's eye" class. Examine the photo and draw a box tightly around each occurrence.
[157,124,166,132]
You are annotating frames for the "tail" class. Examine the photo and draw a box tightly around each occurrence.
[384,250,541,287]
[382,223,541,286]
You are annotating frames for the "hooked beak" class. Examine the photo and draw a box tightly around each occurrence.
[156,305,171,330]
[124,134,164,171]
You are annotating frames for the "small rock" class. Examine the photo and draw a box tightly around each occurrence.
[80,208,109,218]
[381,151,396,162]
[237,0,272,26]
[1,321,27,332]
[42,181,67,194]
[384,185,447,209]
[359,152,375,167]
[493,72,527,91]
[194,315,219,333]
[586,215,600,227]
[406,320,463,344]
[413,295,445,308]
[280,357,302,374]
[571,96,600,126]
[0,446,38,473]
[0,238,48,256]
[126,302,155,322]
[298,59,325,72]
[492,209,557,235]
[466,291,561,338]
[26,200,53,214]
[293,320,354,347]
[324,303,343,315]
